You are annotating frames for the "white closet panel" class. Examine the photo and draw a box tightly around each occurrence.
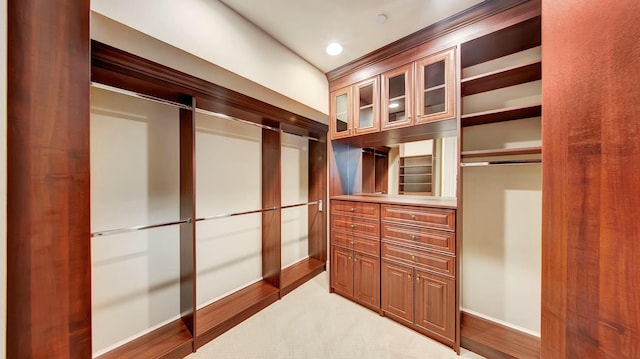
[195,113,262,308]
[90,87,181,355]
[281,133,309,269]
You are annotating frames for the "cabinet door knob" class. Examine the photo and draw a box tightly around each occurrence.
[350,224,356,229]
[354,257,358,262]
[348,256,352,261]
[416,275,420,283]
[408,274,412,280]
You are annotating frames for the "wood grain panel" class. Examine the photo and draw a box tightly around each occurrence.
[195,280,279,348]
[381,261,414,323]
[415,270,455,344]
[331,200,380,219]
[97,320,193,359]
[353,253,380,307]
[331,231,380,257]
[330,215,380,238]
[179,98,196,339]
[331,246,354,297]
[308,137,327,262]
[381,204,455,231]
[262,129,282,288]
[381,242,455,277]
[382,223,455,254]
[461,311,540,359]
[6,0,92,357]
[542,0,640,358]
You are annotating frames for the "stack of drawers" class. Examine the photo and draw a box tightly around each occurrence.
[330,200,381,311]
[380,204,456,345]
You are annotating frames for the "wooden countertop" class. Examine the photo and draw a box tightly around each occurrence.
[330,194,457,209]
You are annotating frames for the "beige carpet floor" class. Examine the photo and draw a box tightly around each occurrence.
[188,272,484,359]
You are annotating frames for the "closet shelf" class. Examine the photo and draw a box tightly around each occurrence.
[461,103,541,127]
[97,319,193,359]
[195,280,279,348]
[281,257,325,297]
[461,146,542,158]
[461,61,541,96]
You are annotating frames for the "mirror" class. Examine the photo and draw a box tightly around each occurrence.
[361,137,457,198]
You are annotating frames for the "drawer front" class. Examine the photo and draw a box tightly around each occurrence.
[381,223,455,254]
[331,231,380,256]
[331,200,380,219]
[331,215,380,238]
[381,204,455,231]
[381,242,455,277]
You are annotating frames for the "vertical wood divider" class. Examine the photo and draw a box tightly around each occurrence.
[308,135,328,262]
[262,128,282,287]
[179,96,197,344]
[7,0,92,357]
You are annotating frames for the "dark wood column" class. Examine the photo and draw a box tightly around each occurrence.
[262,128,282,287]
[542,0,640,358]
[7,0,91,358]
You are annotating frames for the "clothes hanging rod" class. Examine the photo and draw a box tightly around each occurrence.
[91,218,192,238]
[195,108,281,132]
[91,82,193,110]
[281,130,320,142]
[461,159,542,167]
[281,200,323,212]
[195,206,278,222]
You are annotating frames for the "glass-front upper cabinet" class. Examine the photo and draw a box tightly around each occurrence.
[353,77,380,136]
[330,86,352,139]
[415,48,456,124]
[381,63,414,130]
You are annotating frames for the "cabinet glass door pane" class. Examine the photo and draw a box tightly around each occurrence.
[387,74,407,123]
[423,60,446,115]
[335,93,349,133]
[358,84,374,129]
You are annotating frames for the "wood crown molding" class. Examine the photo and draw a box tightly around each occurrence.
[91,40,328,137]
[325,0,530,82]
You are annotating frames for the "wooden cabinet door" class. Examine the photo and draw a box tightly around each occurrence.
[414,269,455,342]
[353,253,380,307]
[381,63,414,130]
[415,48,456,124]
[381,260,413,323]
[331,246,354,297]
[330,86,352,139]
[353,77,380,135]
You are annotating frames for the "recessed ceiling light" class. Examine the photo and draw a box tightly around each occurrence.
[389,103,399,109]
[326,42,343,56]
[375,14,387,24]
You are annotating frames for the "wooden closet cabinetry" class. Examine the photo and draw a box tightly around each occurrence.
[380,204,456,345]
[330,200,381,309]
[330,78,380,140]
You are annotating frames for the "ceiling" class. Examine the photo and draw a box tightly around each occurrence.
[219,0,485,73]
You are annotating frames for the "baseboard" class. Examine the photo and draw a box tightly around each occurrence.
[461,311,540,359]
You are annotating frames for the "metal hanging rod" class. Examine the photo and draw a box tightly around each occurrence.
[461,159,542,167]
[281,200,323,212]
[195,108,280,132]
[195,206,278,222]
[91,218,192,238]
[91,82,193,110]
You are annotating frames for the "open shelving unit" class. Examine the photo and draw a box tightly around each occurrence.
[398,155,433,195]
[461,146,541,158]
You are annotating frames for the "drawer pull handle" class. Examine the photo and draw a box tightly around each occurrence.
[350,224,356,229]
[411,214,417,220]
[350,207,356,212]
[350,241,355,245]
[411,255,417,261]
[411,235,418,240]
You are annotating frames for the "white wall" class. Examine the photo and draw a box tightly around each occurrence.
[90,0,329,119]
[90,87,182,356]
[461,118,542,335]
[281,133,309,269]
[195,113,263,308]
[1,0,7,355]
